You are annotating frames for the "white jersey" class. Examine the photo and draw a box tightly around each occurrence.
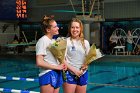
[66,37,90,70]
[127,35,133,44]
[36,35,58,76]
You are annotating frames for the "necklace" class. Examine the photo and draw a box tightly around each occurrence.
[71,38,76,51]
[70,37,86,54]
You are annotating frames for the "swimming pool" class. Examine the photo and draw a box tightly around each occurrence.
[87,55,140,93]
[0,55,39,93]
[0,55,140,93]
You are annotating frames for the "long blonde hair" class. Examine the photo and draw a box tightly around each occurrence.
[67,18,86,50]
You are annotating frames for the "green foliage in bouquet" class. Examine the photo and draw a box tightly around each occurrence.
[48,37,67,80]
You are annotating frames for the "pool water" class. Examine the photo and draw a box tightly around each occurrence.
[0,55,140,93]
[87,59,140,93]
[0,55,39,92]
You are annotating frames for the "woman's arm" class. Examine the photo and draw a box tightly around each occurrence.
[64,60,83,77]
[36,55,65,70]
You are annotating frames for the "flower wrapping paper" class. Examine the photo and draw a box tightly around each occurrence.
[48,38,67,64]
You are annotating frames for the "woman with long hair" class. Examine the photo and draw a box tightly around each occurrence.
[63,18,90,93]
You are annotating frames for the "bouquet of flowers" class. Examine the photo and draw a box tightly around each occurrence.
[48,37,67,80]
[84,44,103,65]
[76,44,103,79]
[95,48,103,60]
[84,44,97,65]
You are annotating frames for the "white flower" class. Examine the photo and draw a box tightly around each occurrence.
[95,49,104,59]
[56,37,66,42]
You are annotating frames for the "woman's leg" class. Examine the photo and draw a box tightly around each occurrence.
[63,82,76,93]
[75,85,87,93]
[40,84,54,93]
[54,88,60,93]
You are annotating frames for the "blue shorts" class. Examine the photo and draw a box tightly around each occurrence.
[127,43,133,51]
[65,70,88,86]
[39,70,63,88]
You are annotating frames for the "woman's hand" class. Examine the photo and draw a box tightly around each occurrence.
[74,69,83,77]
[62,63,67,71]
[81,64,88,72]
[55,64,66,70]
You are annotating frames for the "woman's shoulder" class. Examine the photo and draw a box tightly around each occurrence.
[37,35,50,44]
[66,37,70,39]
[84,39,90,47]
[66,37,71,41]
[39,35,49,41]
[84,39,89,44]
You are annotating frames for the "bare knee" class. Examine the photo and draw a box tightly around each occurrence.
[75,85,87,93]
[40,84,54,93]
[63,83,76,93]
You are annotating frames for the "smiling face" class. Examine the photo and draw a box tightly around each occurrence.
[49,21,59,36]
[68,18,85,49]
[68,18,84,40]
[46,21,59,39]
[42,16,59,39]
[70,22,81,39]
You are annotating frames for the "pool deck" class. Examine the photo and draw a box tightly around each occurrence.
[0,53,139,62]
[96,55,140,62]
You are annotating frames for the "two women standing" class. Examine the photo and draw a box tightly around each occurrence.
[36,16,90,93]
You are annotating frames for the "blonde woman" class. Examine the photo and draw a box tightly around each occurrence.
[63,18,90,93]
[36,16,66,93]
